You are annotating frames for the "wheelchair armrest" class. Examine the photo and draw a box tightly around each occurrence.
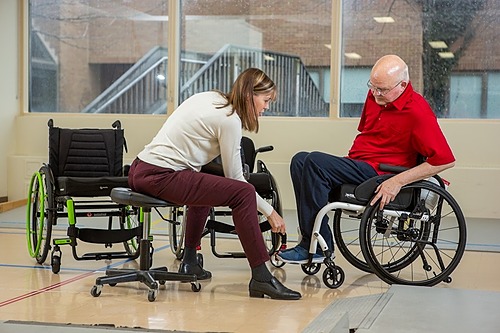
[380,164,447,189]
[379,164,409,173]
[255,145,274,154]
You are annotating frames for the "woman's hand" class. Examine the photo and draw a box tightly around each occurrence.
[267,209,286,234]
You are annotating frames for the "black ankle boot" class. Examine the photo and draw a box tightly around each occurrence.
[249,277,301,300]
[179,262,212,280]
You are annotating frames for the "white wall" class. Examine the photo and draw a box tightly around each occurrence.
[0,1,19,200]
[9,114,500,221]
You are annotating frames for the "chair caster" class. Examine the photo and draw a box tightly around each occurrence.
[90,284,102,297]
[191,282,202,292]
[148,288,159,302]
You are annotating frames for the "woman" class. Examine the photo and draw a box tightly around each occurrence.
[128,68,301,300]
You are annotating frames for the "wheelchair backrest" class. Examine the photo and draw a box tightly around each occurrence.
[48,120,126,178]
[241,136,256,173]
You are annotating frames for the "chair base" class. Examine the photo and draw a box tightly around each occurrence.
[92,267,201,302]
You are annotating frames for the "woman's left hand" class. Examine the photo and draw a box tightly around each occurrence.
[267,209,286,234]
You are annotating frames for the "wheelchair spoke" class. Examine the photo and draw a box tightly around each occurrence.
[360,180,466,286]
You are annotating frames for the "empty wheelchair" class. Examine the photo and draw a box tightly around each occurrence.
[165,136,285,264]
[288,164,466,289]
[26,119,140,273]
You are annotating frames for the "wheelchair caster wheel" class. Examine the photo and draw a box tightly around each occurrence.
[90,285,102,297]
[148,288,158,302]
[323,266,345,289]
[270,253,286,268]
[109,283,117,287]
[301,263,321,275]
[191,282,201,292]
[51,255,61,274]
[158,280,166,285]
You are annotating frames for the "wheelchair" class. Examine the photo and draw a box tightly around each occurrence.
[26,119,141,274]
[285,163,467,289]
[164,136,285,265]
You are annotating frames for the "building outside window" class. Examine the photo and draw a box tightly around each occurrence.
[28,0,499,118]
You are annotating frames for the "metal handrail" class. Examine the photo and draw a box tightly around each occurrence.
[81,45,328,116]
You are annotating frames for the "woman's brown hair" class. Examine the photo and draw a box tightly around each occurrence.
[216,68,276,133]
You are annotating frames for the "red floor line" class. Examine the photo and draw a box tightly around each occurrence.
[0,271,96,307]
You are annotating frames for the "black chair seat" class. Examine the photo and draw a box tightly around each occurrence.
[110,187,175,208]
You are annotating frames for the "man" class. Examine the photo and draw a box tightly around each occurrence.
[278,54,455,263]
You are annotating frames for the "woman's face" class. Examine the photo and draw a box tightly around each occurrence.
[252,93,273,116]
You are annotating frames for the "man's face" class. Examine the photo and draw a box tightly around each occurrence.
[368,78,406,106]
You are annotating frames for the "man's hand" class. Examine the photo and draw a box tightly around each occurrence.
[370,177,403,210]
[267,209,286,234]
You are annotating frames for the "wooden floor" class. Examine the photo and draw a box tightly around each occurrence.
[1,207,500,332]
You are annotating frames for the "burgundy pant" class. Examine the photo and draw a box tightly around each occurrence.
[128,158,270,268]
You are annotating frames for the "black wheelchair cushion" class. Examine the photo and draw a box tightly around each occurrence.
[56,176,129,197]
[329,174,414,210]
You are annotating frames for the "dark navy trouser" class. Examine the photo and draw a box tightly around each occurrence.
[290,151,378,251]
[128,158,269,268]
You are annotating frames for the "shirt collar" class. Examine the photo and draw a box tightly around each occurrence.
[368,81,414,111]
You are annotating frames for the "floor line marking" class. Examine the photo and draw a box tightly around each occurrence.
[0,244,172,307]
[0,271,96,307]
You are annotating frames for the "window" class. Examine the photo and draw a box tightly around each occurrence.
[29,0,169,114]
[179,1,332,117]
[340,0,500,119]
[28,1,499,118]
[28,0,332,116]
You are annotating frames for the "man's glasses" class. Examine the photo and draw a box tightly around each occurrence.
[367,79,403,96]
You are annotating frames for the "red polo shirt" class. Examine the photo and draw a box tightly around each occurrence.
[348,82,455,174]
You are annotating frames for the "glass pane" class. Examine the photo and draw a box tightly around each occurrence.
[487,73,500,119]
[340,68,370,117]
[340,0,500,119]
[29,0,169,114]
[449,75,482,118]
[180,1,332,117]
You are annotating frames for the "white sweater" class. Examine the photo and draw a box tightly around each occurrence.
[138,91,273,216]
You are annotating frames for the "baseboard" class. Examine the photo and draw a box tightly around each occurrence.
[0,199,27,213]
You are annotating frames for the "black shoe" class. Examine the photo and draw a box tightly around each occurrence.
[178,262,212,280]
[249,277,301,300]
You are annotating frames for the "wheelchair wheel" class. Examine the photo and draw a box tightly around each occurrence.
[26,165,54,264]
[359,181,467,286]
[332,209,372,273]
[168,205,187,260]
